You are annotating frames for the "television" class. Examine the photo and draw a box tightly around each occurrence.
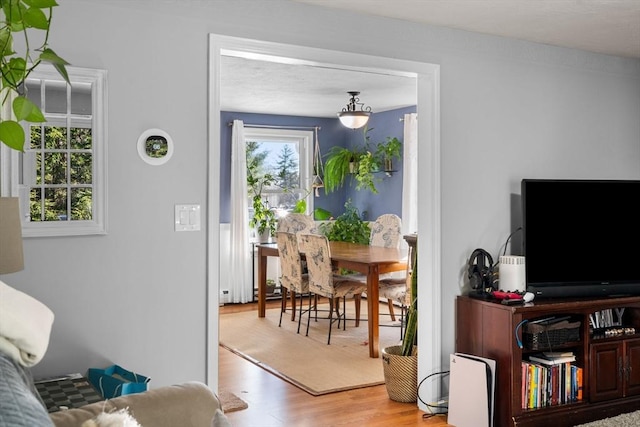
[521,179,640,298]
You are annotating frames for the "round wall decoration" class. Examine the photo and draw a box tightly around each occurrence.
[137,128,174,165]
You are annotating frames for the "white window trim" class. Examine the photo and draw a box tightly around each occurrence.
[1,65,108,237]
[243,127,313,215]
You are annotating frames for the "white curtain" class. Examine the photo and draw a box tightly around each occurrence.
[402,113,418,236]
[229,120,252,303]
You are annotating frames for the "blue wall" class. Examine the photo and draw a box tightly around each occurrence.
[219,106,416,223]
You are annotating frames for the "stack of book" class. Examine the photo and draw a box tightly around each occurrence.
[521,352,583,409]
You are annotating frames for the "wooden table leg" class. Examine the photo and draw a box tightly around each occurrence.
[367,264,380,358]
[257,245,267,318]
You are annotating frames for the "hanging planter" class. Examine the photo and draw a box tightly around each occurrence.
[311,128,325,197]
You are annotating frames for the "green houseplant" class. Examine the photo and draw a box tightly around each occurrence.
[354,150,380,193]
[318,200,369,245]
[323,145,358,194]
[323,128,402,194]
[1,0,69,152]
[247,171,277,239]
[376,136,402,172]
[382,240,417,402]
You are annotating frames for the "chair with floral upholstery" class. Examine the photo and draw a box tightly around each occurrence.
[276,214,316,320]
[369,214,406,321]
[276,231,310,332]
[299,233,367,345]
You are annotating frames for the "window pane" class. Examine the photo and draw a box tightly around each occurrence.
[70,127,92,150]
[71,188,92,220]
[70,153,92,184]
[35,152,42,184]
[44,126,67,149]
[44,188,67,221]
[70,82,92,115]
[25,81,42,110]
[30,126,42,150]
[44,153,67,184]
[45,81,67,114]
[30,188,42,222]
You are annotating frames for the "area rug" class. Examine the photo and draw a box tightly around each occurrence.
[219,302,402,395]
[218,389,248,413]
[575,410,640,427]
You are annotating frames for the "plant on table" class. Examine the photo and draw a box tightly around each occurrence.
[318,199,369,245]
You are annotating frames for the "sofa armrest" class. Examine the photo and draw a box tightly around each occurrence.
[50,382,222,427]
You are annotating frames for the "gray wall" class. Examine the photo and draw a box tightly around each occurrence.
[1,0,638,388]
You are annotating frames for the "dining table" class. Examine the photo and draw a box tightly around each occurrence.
[256,240,407,358]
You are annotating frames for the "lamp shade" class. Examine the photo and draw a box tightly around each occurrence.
[338,111,370,129]
[0,197,24,274]
[337,91,372,129]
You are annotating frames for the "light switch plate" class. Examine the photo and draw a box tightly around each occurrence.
[175,204,201,231]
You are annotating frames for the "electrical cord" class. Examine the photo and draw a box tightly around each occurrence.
[515,319,528,349]
[417,370,450,419]
[501,226,523,257]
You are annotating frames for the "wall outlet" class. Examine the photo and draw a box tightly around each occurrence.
[220,289,230,304]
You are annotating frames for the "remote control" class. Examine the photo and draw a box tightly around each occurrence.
[501,298,524,305]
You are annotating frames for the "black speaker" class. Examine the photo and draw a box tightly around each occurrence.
[467,248,495,291]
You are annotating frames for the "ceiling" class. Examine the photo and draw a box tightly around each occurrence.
[221,0,640,118]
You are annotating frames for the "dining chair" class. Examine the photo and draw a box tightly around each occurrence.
[300,233,368,345]
[369,214,406,321]
[275,214,316,319]
[276,231,310,333]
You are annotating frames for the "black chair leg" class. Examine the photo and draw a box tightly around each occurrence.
[296,292,305,334]
[306,293,313,337]
[278,288,287,327]
[327,302,334,345]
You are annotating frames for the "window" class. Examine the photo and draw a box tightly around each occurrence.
[244,128,313,220]
[1,65,107,237]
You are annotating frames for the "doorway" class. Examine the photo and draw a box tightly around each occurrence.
[207,34,441,410]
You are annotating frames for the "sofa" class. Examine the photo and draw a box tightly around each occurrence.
[0,280,231,427]
[0,352,230,427]
[49,381,230,427]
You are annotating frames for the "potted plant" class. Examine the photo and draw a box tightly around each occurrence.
[354,150,380,194]
[318,200,369,245]
[247,171,277,241]
[382,243,418,403]
[323,145,358,193]
[1,1,69,152]
[376,136,402,173]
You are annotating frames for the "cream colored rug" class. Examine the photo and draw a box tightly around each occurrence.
[218,389,248,413]
[219,302,402,395]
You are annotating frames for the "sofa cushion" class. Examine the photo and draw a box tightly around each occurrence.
[50,382,222,427]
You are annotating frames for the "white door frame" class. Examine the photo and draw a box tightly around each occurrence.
[207,34,441,409]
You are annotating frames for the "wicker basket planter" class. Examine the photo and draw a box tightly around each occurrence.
[381,345,418,403]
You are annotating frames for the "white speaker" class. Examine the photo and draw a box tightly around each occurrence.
[499,256,526,293]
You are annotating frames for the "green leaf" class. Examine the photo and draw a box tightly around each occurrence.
[0,119,25,151]
[22,0,59,8]
[39,48,70,83]
[23,6,48,29]
[2,56,26,88]
[2,2,27,25]
[0,27,15,57]
[13,95,45,122]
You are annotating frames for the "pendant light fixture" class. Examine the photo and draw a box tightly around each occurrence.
[338,91,371,129]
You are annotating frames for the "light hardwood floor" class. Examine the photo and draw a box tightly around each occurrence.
[219,300,450,426]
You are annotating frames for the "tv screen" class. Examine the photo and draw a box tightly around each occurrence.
[522,179,640,298]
